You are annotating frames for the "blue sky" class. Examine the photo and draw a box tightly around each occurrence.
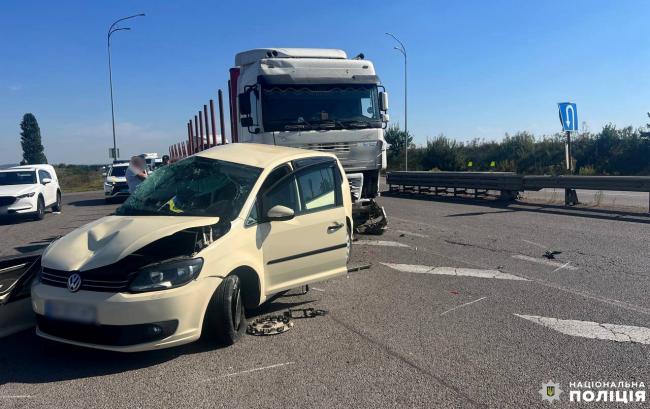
[1,0,648,164]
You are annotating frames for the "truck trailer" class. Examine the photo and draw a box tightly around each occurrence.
[228,48,389,233]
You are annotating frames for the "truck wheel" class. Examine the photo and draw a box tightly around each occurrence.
[52,192,62,212]
[203,275,246,346]
[35,197,45,220]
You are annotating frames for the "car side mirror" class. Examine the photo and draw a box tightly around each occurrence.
[266,205,294,221]
[102,172,107,177]
[379,91,389,111]
[41,178,52,185]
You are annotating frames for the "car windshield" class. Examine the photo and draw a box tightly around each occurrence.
[261,84,381,131]
[0,171,37,185]
[109,166,127,177]
[116,156,261,219]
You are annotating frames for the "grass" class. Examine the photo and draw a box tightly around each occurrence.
[53,164,104,192]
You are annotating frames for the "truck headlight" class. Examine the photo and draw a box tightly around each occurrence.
[16,192,36,199]
[129,258,203,293]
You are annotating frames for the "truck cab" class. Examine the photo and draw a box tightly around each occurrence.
[231,48,389,214]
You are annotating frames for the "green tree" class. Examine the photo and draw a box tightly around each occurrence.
[20,113,47,164]
[384,123,413,155]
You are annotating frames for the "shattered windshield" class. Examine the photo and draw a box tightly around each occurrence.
[117,157,261,219]
[261,84,381,131]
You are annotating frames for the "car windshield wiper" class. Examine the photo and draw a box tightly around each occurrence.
[313,119,346,129]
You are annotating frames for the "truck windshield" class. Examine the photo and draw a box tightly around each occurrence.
[262,84,381,132]
[117,157,261,219]
[0,171,37,185]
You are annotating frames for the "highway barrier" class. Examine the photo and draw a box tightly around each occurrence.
[386,171,650,211]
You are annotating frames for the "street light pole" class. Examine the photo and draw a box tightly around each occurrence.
[107,13,145,160]
[386,32,408,170]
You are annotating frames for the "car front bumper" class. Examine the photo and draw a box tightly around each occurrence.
[31,278,220,352]
[0,197,36,215]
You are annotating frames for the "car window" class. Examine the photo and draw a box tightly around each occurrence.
[296,165,338,211]
[109,166,127,177]
[38,170,51,182]
[263,175,300,215]
[246,164,292,225]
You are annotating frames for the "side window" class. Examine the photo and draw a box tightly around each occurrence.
[38,170,50,183]
[296,165,339,211]
[263,175,300,214]
[247,165,293,225]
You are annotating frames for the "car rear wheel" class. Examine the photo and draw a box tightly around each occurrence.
[34,197,45,220]
[202,274,246,346]
[52,192,62,212]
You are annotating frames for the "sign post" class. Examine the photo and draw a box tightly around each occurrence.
[558,102,579,205]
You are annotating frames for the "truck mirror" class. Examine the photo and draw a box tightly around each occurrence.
[381,113,390,123]
[238,92,252,115]
[240,117,254,127]
[379,91,389,111]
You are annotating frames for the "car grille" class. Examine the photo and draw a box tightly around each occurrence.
[37,315,178,346]
[40,268,131,292]
[0,196,16,206]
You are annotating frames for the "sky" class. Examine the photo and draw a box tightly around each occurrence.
[1,0,649,164]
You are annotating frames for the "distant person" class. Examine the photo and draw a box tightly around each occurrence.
[162,155,170,166]
[126,156,148,193]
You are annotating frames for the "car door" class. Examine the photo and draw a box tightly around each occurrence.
[0,254,40,338]
[259,159,348,294]
[38,170,56,206]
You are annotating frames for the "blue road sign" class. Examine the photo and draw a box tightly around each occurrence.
[558,102,578,132]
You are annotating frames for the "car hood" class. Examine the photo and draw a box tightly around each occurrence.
[42,215,220,271]
[106,176,126,183]
[0,184,36,197]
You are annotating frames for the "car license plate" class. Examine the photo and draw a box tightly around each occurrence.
[44,301,96,324]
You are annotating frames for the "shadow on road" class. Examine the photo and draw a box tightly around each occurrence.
[67,198,118,207]
[383,190,650,225]
[0,295,315,385]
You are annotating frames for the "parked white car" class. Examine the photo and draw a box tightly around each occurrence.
[31,143,352,352]
[103,162,130,202]
[0,164,62,220]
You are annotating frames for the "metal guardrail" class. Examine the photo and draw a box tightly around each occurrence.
[386,171,650,211]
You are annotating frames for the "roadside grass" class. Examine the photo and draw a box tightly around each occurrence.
[54,164,104,192]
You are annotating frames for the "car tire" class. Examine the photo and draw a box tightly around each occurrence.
[52,191,62,212]
[203,274,246,346]
[35,196,45,220]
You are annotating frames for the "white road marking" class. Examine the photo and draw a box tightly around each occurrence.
[0,395,33,399]
[311,287,325,292]
[550,261,572,273]
[515,314,650,344]
[205,362,296,380]
[381,263,528,281]
[522,239,547,249]
[396,229,429,238]
[440,297,488,316]
[356,240,411,248]
[512,254,578,270]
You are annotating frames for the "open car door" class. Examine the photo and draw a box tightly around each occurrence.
[0,254,41,338]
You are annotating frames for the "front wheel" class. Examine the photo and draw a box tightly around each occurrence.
[203,275,246,346]
[52,192,62,212]
[34,197,45,220]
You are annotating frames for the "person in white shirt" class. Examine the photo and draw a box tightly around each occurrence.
[125,156,148,194]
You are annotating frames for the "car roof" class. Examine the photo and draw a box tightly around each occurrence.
[111,163,129,167]
[6,165,52,171]
[196,143,337,169]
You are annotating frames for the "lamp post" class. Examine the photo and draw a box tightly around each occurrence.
[108,13,145,160]
[386,32,408,170]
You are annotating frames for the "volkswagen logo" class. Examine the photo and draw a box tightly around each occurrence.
[67,273,82,292]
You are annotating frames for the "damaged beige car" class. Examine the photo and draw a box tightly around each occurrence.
[30,143,352,352]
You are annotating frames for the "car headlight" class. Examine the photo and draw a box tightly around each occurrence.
[16,192,36,199]
[129,258,203,293]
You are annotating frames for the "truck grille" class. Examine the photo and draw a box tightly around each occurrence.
[0,196,16,206]
[41,268,131,292]
[304,142,351,152]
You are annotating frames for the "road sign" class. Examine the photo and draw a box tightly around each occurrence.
[558,102,578,132]
[109,148,120,159]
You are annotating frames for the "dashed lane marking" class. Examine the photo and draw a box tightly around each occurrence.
[381,263,528,281]
[512,254,578,270]
[514,314,650,344]
[356,240,411,248]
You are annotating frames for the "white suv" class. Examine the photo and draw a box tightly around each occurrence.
[0,165,62,220]
[103,162,130,203]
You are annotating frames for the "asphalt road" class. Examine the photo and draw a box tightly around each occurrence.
[1,190,650,408]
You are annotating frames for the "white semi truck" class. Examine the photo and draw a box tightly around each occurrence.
[229,48,389,233]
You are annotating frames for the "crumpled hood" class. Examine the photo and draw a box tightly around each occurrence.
[0,184,36,197]
[42,215,219,271]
